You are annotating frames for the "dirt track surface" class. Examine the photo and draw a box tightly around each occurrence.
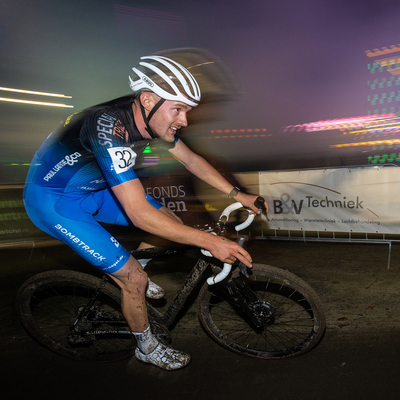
[2,240,400,399]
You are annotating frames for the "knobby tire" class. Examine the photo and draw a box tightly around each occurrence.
[16,270,135,362]
[198,263,326,359]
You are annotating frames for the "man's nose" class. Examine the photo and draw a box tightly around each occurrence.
[178,112,188,127]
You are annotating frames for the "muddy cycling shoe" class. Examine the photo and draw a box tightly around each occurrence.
[135,343,191,370]
[146,279,165,299]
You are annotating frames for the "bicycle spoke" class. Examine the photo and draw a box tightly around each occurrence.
[17,271,135,362]
[199,264,325,359]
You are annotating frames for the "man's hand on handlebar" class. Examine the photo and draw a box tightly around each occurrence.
[201,195,268,275]
[208,235,253,268]
[235,192,269,215]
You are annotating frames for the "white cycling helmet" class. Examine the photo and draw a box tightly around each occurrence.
[129,55,201,107]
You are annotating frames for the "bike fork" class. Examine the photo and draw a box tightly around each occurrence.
[223,278,265,329]
[219,234,267,329]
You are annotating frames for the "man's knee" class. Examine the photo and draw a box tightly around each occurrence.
[109,257,148,292]
[129,267,148,288]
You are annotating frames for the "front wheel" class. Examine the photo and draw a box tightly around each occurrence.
[198,264,326,359]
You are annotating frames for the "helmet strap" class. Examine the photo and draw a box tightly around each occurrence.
[147,98,165,122]
[139,97,166,139]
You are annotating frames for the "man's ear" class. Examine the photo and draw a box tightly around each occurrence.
[139,92,155,111]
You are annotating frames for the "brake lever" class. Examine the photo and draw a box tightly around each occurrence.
[254,196,269,221]
[238,261,250,278]
[236,236,250,278]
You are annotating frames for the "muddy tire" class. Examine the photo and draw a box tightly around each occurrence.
[198,263,326,359]
[17,270,135,362]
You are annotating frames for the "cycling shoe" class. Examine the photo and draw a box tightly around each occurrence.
[146,279,165,299]
[135,343,191,370]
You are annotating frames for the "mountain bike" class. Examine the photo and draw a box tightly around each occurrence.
[16,198,326,363]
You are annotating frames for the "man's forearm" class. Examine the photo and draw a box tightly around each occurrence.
[184,154,235,195]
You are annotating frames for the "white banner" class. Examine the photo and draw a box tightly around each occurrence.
[259,167,400,234]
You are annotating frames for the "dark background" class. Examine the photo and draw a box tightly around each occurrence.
[2,0,400,180]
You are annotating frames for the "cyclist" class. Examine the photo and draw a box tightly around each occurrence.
[23,52,269,370]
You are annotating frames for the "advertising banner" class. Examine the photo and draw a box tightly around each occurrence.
[259,167,400,234]
[141,174,210,226]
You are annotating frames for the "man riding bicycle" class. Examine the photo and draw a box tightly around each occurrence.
[23,50,269,370]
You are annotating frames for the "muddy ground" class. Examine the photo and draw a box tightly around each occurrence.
[1,239,400,399]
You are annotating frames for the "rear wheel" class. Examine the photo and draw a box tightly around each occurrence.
[17,270,135,362]
[199,264,326,359]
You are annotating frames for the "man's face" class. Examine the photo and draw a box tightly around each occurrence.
[148,96,193,142]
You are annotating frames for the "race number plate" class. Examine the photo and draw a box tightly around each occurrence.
[107,147,137,174]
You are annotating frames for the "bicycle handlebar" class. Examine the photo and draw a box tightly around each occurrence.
[219,202,255,231]
[205,197,266,285]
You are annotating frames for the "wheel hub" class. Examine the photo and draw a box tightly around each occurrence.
[249,301,275,325]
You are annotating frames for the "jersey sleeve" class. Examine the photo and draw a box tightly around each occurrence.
[80,110,139,187]
[163,137,180,150]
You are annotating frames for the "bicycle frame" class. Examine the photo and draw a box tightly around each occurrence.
[159,257,211,327]
[69,201,264,341]
[69,253,217,341]
[18,198,326,361]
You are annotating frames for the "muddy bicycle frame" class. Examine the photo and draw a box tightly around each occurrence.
[70,202,257,341]
[19,197,325,361]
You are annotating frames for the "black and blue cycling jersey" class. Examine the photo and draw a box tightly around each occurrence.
[24,96,176,273]
[28,96,177,192]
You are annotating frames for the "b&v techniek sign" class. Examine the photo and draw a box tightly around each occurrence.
[259,167,400,234]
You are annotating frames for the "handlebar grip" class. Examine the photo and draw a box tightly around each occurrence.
[254,196,265,209]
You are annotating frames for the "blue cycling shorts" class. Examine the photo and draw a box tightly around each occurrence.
[23,182,162,273]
